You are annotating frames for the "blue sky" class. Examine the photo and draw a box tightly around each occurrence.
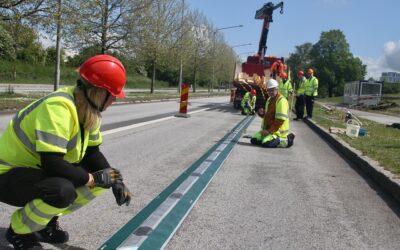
[186,0,400,79]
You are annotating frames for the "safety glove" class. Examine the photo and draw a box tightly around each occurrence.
[112,181,131,206]
[92,168,123,188]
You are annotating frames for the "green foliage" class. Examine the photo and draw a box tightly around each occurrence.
[310,30,366,97]
[383,82,400,94]
[44,47,65,66]
[0,24,15,59]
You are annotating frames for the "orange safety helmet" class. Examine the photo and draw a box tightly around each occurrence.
[79,55,126,98]
[251,89,256,95]
[297,70,304,76]
[280,72,288,79]
[307,68,314,75]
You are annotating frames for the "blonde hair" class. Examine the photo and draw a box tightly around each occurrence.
[74,80,107,131]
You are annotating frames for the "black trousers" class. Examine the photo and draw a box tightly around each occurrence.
[295,95,305,119]
[305,95,315,118]
[0,168,79,208]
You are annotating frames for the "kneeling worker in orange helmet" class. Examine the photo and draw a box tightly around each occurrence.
[0,55,131,249]
[250,79,295,148]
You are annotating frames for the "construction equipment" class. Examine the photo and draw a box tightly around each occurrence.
[232,2,284,110]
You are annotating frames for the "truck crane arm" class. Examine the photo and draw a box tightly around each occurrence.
[255,2,284,58]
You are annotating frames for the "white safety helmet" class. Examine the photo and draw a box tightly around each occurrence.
[267,79,278,89]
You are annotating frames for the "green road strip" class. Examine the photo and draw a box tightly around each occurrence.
[98,115,254,250]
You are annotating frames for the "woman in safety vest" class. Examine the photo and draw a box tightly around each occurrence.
[250,79,295,148]
[0,55,131,249]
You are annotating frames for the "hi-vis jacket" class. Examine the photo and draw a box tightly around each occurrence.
[278,79,293,98]
[262,93,289,138]
[241,92,256,110]
[297,76,306,95]
[304,76,319,97]
[0,87,102,174]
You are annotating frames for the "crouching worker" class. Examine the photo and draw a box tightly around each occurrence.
[241,89,257,115]
[0,55,131,250]
[250,79,295,148]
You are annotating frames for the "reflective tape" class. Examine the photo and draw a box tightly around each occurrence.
[35,130,69,149]
[12,92,74,155]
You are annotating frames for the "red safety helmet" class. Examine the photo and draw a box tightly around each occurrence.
[280,72,288,79]
[297,70,304,76]
[251,89,256,95]
[79,55,126,98]
[307,68,314,74]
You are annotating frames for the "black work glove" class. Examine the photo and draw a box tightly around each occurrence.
[112,181,131,206]
[92,168,123,188]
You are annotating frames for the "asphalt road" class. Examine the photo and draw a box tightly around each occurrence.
[0,97,400,249]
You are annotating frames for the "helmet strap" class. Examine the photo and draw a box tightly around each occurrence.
[77,79,102,112]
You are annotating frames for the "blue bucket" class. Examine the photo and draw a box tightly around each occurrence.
[358,127,366,136]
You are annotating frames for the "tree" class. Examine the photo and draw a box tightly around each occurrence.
[286,42,313,87]
[65,0,152,54]
[310,30,366,97]
[0,24,15,60]
[131,0,182,93]
[0,0,48,21]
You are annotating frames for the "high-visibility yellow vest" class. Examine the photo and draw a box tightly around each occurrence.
[278,79,293,98]
[304,76,319,96]
[262,94,289,138]
[0,87,102,174]
[297,77,306,95]
[241,92,256,109]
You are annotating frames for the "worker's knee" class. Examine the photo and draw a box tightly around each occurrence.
[35,178,77,208]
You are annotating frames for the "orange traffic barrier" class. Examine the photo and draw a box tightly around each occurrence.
[175,83,190,118]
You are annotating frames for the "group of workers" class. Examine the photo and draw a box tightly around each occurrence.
[0,52,319,248]
[240,67,319,149]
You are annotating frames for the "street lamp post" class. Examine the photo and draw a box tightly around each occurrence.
[211,24,243,93]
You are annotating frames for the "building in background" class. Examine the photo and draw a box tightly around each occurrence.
[380,72,400,83]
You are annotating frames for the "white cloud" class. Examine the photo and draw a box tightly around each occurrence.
[359,40,400,80]
[359,56,387,80]
[383,41,400,71]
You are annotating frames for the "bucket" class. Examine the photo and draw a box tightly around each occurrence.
[346,119,361,138]
[359,127,366,136]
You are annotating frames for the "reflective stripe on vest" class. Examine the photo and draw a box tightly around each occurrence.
[12,92,74,156]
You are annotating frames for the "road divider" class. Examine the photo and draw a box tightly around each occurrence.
[98,115,255,250]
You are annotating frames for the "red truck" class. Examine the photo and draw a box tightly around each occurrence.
[232,2,285,111]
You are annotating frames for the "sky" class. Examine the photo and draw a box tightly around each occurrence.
[186,0,400,79]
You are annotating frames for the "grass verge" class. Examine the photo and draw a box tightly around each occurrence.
[0,90,229,112]
[313,103,400,175]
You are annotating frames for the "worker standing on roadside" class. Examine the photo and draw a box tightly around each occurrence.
[250,79,295,148]
[304,68,319,119]
[278,72,293,99]
[241,89,257,115]
[0,55,131,250]
[294,70,306,120]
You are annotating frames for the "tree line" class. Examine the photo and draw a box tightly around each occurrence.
[286,29,367,98]
[1,1,369,97]
[0,0,237,92]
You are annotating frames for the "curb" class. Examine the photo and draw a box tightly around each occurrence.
[303,117,400,204]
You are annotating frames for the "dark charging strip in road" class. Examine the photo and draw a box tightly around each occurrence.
[98,115,254,250]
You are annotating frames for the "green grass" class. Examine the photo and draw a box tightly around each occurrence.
[313,103,400,175]
[0,60,170,88]
[0,90,229,112]
[317,96,344,105]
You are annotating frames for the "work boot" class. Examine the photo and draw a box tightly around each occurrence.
[35,216,69,244]
[287,133,295,148]
[5,226,43,250]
